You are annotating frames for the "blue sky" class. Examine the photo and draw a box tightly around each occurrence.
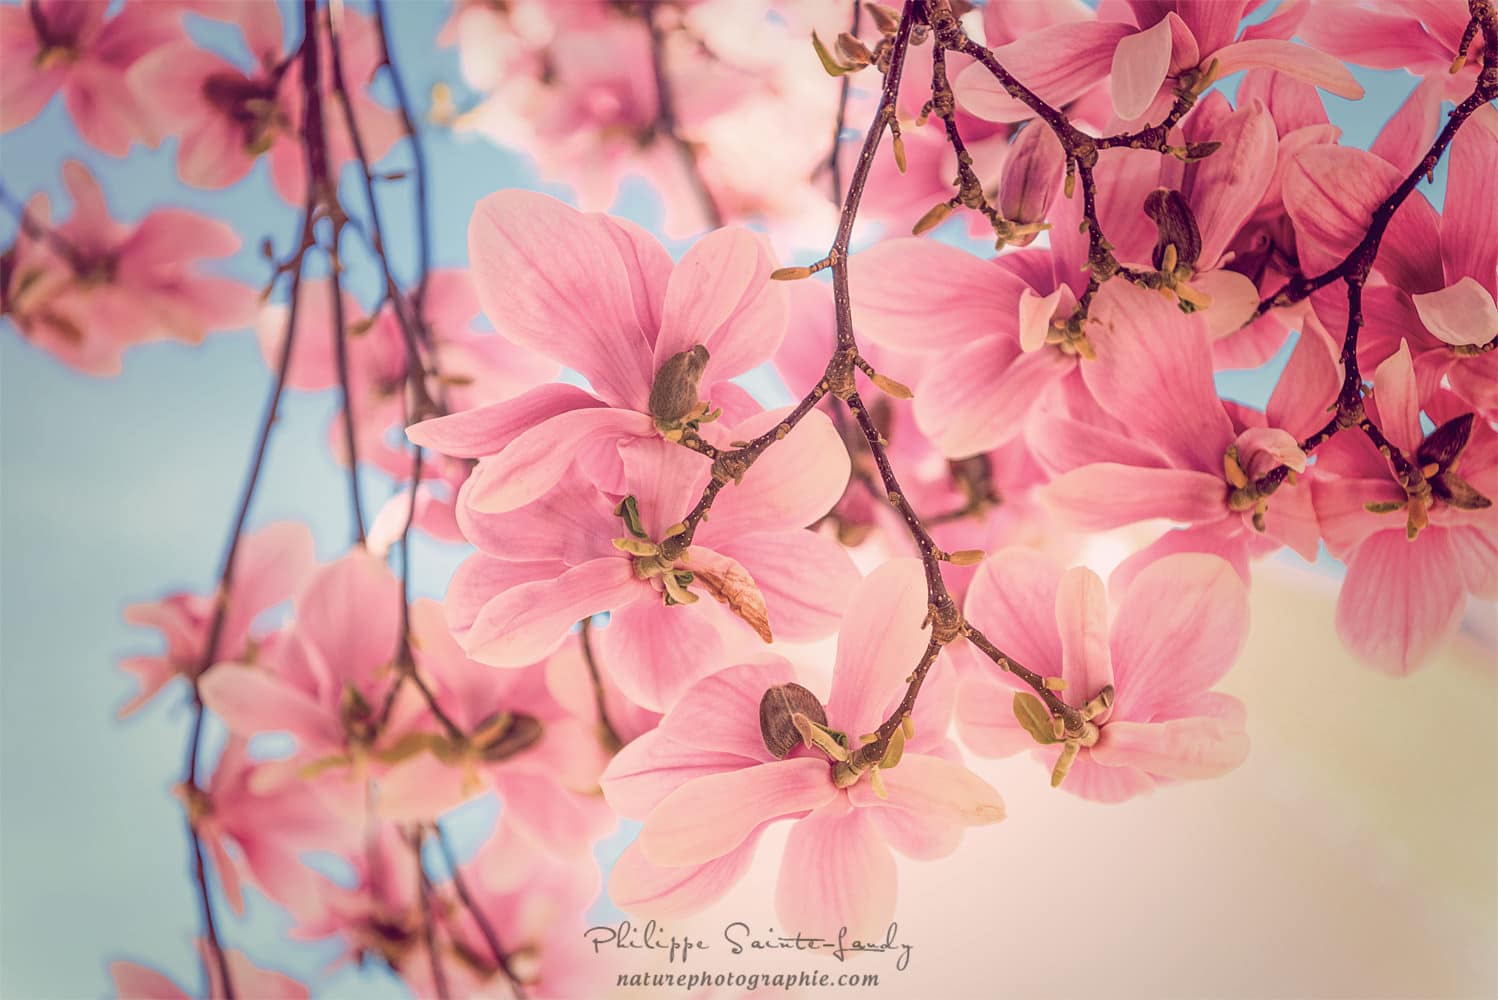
[0,2,1430,996]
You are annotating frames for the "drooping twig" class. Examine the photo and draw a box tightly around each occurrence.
[827,0,864,202]
[662,1,1087,775]
[371,0,433,313]
[642,0,724,229]
[579,618,624,752]
[434,823,527,999]
[1246,0,1498,498]
[411,829,452,1000]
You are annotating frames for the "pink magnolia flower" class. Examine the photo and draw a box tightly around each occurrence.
[542,631,662,747]
[1099,91,1280,340]
[183,736,363,917]
[289,822,430,977]
[851,241,1078,458]
[0,0,180,154]
[199,548,429,779]
[436,819,608,999]
[1310,343,1497,674]
[1301,0,1492,102]
[258,269,558,478]
[112,944,307,1000]
[431,405,858,711]
[1035,279,1323,592]
[118,522,314,718]
[1216,69,1341,368]
[3,162,258,376]
[602,560,1004,937]
[1318,111,1498,421]
[953,0,1361,126]
[955,548,1251,803]
[451,8,754,236]
[411,189,786,516]
[129,1,400,203]
[375,599,616,856]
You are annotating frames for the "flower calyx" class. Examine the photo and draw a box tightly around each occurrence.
[1012,684,1113,788]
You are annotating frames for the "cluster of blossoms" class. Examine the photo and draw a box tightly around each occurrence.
[3,0,1496,997]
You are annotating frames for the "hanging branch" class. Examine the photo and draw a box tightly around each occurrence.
[434,824,528,999]
[641,0,724,229]
[1244,1,1498,502]
[827,0,864,202]
[411,829,452,1000]
[181,200,318,1000]
[579,618,624,752]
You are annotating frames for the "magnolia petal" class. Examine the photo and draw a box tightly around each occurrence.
[1090,717,1250,778]
[1018,286,1064,353]
[847,753,1005,826]
[466,408,654,515]
[1371,341,1423,456]
[601,730,752,819]
[776,798,896,941]
[1109,553,1249,721]
[1056,565,1114,705]
[656,228,786,385]
[639,758,835,867]
[1336,528,1465,676]
[951,21,1133,122]
[406,383,604,458]
[1412,277,1498,348]
[850,239,1029,352]
[598,597,729,714]
[468,190,657,409]
[712,531,859,643]
[465,557,638,668]
[609,833,761,919]
[1211,38,1363,99]
[1443,112,1498,290]
[1110,16,1175,122]
[1044,464,1230,531]
[826,560,933,739]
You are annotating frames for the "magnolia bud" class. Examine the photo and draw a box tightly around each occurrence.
[771,265,812,281]
[759,682,827,758]
[912,201,954,236]
[998,123,1065,226]
[648,345,709,423]
[1143,188,1201,271]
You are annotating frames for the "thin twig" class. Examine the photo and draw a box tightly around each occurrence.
[642,0,723,229]
[579,619,624,752]
[434,823,527,999]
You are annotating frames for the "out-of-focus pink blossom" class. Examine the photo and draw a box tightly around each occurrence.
[199,548,429,779]
[129,2,400,203]
[1311,344,1497,674]
[112,943,307,1000]
[185,736,363,917]
[119,522,315,718]
[438,819,608,999]
[3,162,258,376]
[375,599,616,856]
[603,560,1003,936]
[1,0,180,155]
[955,549,1251,802]
[257,269,558,478]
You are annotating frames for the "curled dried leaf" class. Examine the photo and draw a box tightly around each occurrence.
[691,550,773,642]
[759,682,828,758]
